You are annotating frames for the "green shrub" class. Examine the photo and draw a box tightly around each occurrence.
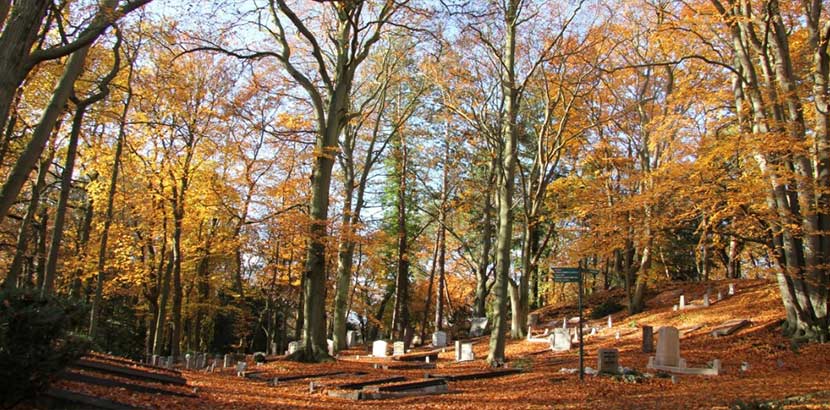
[0,288,90,408]
[589,299,624,319]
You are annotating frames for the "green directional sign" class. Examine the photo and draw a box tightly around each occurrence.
[553,267,582,283]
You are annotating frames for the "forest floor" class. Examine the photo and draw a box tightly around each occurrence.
[44,279,830,409]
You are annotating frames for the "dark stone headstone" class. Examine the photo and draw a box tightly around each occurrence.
[642,325,654,353]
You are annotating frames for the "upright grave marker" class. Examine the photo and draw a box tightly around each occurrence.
[372,340,388,358]
[597,348,620,374]
[642,325,654,353]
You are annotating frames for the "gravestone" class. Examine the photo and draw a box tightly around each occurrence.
[597,348,620,374]
[550,328,572,351]
[346,330,359,347]
[412,335,422,346]
[454,341,462,361]
[562,318,567,328]
[235,361,247,377]
[590,327,597,336]
[185,354,192,369]
[327,339,335,356]
[166,356,174,369]
[470,317,488,337]
[432,331,447,348]
[460,342,475,361]
[212,356,221,371]
[728,283,735,295]
[253,352,266,364]
[223,354,232,368]
[196,353,207,369]
[642,325,654,353]
[615,331,620,340]
[607,315,613,328]
[717,291,723,301]
[679,295,686,309]
[704,290,711,307]
[287,341,300,355]
[528,313,540,327]
[655,326,681,367]
[393,341,406,356]
[151,354,159,366]
[372,340,388,357]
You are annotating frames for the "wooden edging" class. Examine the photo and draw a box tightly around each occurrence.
[84,352,181,376]
[72,359,187,386]
[425,368,522,381]
[59,371,197,398]
[336,376,407,390]
[41,388,144,410]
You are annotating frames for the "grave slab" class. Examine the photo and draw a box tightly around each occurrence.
[711,319,751,337]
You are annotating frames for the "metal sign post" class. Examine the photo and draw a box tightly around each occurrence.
[553,265,585,381]
[577,262,584,382]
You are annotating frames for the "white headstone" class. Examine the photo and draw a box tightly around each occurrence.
[460,342,475,361]
[287,341,300,355]
[223,354,232,368]
[185,354,192,369]
[470,317,488,337]
[550,328,572,351]
[590,327,597,336]
[455,341,462,361]
[393,341,405,356]
[717,291,723,301]
[235,361,247,377]
[327,339,335,356]
[562,318,567,328]
[615,331,620,340]
[607,315,613,329]
[432,331,447,348]
[412,335,422,346]
[372,340,388,357]
[346,330,358,347]
[655,326,681,367]
[728,283,735,295]
[679,295,686,309]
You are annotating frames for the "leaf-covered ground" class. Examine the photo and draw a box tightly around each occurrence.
[44,280,830,409]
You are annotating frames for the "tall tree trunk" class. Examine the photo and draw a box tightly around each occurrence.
[473,158,495,318]
[488,0,519,367]
[332,172,356,352]
[90,72,130,339]
[391,131,410,341]
[4,150,52,289]
[153,250,173,356]
[0,0,50,135]
[41,102,88,295]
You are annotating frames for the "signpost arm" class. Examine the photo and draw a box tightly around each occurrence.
[578,261,584,381]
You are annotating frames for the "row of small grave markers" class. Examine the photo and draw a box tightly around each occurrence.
[675,283,735,311]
